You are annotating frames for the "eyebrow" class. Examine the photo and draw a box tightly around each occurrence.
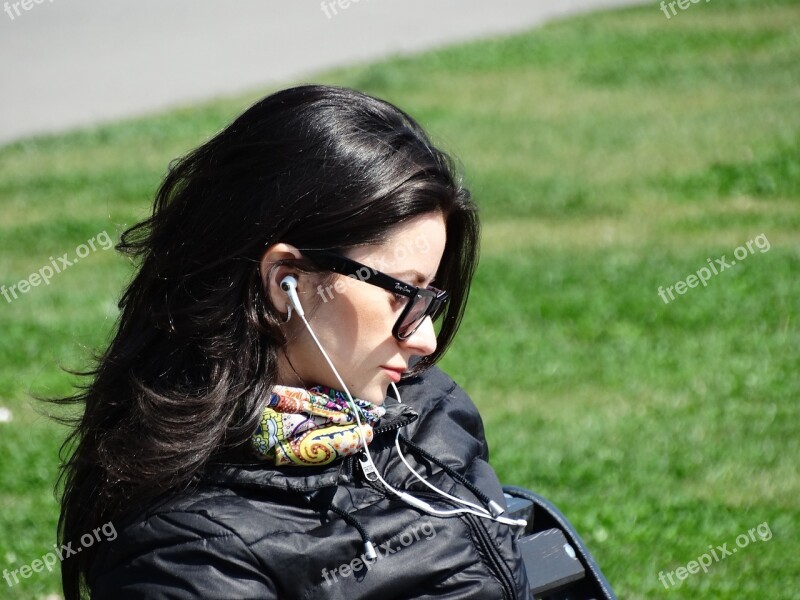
[389,270,430,286]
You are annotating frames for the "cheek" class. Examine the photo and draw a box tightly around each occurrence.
[304,287,399,401]
[356,289,399,338]
[314,295,358,340]
[330,286,397,351]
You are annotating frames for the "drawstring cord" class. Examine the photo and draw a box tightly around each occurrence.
[307,415,510,561]
[398,433,506,517]
[307,494,378,562]
[326,504,378,560]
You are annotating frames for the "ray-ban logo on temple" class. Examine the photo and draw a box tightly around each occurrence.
[312,234,432,303]
[302,235,448,341]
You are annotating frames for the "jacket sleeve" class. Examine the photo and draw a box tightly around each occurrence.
[90,510,277,600]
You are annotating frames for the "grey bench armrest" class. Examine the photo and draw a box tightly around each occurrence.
[519,528,586,598]
[503,486,617,600]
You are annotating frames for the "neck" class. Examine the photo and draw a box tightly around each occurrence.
[274,347,306,388]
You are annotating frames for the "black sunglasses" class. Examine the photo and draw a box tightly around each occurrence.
[298,248,449,341]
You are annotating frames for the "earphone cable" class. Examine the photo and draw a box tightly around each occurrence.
[290,288,525,528]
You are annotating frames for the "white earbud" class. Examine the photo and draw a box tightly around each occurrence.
[280,275,305,317]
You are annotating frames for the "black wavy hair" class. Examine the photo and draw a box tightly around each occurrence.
[47,84,480,599]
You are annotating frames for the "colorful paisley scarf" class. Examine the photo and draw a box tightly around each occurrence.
[251,384,386,466]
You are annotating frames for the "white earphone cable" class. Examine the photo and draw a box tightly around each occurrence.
[388,382,506,517]
[286,278,526,528]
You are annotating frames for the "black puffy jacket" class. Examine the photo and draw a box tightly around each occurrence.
[89,366,532,599]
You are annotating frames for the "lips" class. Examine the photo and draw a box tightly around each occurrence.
[381,365,406,382]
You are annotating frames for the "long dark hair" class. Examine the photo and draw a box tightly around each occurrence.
[47,84,479,599]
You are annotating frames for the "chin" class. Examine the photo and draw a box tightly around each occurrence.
[358,382,387,406]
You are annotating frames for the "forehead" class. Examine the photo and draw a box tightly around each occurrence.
[349,212,446,282]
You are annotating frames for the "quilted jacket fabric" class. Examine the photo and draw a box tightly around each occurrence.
[88,365,532,599]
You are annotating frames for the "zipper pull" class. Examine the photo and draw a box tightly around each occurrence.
[359,453,379,482]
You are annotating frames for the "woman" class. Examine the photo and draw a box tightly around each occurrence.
[53,84,532,599]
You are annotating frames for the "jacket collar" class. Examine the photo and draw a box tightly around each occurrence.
[199,401,418,493]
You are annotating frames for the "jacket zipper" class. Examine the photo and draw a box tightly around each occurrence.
[372,412,418,436]
[463,510,517,600]
[413,491,517,600]
[356,409,517,596]
[344,411,419,481]
[354,464,518,600]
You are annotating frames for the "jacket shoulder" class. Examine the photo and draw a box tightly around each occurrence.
[398,364,489,461]
[90,490,278,599]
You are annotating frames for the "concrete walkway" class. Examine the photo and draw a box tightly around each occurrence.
[0,0,646,144]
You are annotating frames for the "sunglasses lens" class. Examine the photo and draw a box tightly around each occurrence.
[397,293,447,339]
[398,295,431,339]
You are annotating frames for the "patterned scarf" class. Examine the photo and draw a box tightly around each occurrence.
[251,384,386,466]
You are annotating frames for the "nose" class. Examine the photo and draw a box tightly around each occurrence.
[401,316,438,356]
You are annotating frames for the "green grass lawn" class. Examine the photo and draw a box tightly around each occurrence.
[1,0,798,597]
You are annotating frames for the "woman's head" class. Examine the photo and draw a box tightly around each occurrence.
[262,211,448,403]
[132,83,479,402]
[54,83,479,600]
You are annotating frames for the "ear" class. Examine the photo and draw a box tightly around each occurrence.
[260,243,303,314]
